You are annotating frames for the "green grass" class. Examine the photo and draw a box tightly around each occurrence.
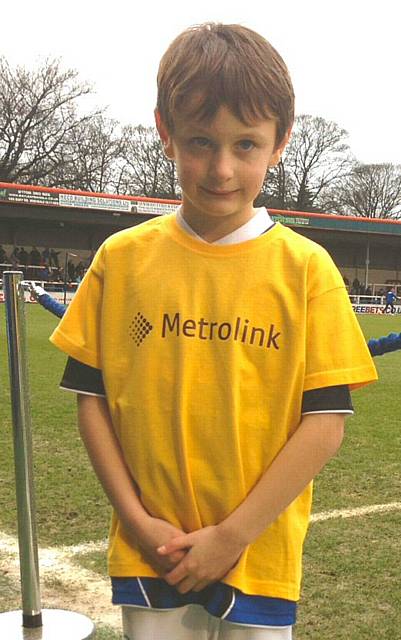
[312,317,401,513]
[94,626,121,640]
[1,305,401,638]
[0,306,111,547]
[298,511,401,639]
[71,550,108,575]
[0,570,20,613]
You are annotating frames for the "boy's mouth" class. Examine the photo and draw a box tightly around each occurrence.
[201,187,239,196]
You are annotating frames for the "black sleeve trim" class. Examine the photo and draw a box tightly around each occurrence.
[60,357,106,396]
[302,385,353,414]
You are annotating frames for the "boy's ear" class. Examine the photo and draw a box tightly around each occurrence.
[268,126,292,168]
[155,109,175,160]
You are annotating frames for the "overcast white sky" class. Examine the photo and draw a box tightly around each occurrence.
[2,0,400,165]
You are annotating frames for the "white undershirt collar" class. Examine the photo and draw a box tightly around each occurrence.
[176,207,274,245]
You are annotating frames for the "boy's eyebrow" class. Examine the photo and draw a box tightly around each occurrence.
[180,123,273,141]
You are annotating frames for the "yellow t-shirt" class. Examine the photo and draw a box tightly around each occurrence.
[50,214,377,601]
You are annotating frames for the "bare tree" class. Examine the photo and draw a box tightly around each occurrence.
[49,115,125,192]
[0,56,95,184]
[119,125,179,198]
[323,163,401,219]
[257,159,296,209]
[281,115,354,211]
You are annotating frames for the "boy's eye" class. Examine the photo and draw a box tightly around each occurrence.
[237,139,255,151]
[190,137,211,148]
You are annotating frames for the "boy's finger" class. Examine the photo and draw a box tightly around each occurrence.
[164,562,188,585]
[192,580,210,592]
[176,577,198,594]
[157,535,191,554]
[168,550,186,563]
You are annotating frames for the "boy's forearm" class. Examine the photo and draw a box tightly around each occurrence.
[160,413,345,593]
[77,394,151,533]
[219,413,345,546]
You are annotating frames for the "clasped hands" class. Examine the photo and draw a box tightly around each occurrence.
[135,516,245,594]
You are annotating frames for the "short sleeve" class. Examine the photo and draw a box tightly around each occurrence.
[304,250,377,392]
[301,385,353,414]
[49,245,105,369]
[60,357,106,396]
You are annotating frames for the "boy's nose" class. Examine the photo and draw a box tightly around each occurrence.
[208,149,235,182]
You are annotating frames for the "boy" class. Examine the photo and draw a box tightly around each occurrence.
[50,24,377,640]
[383,287,398,313]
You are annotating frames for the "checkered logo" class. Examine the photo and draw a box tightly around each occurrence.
[129,312,153,346]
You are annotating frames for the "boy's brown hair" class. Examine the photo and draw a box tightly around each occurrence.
[156,23,295,149]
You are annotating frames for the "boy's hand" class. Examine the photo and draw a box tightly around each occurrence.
[128,516,187,575]
[157,525,245,593]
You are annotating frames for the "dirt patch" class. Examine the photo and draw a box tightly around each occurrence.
[0,531,120,630]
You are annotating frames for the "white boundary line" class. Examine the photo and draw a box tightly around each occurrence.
[1,501,400,559]
[311,501,401,523]
[62,501,401,552]
[17,500,400,557]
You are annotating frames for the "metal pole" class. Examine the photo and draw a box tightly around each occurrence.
[3,271,42,628]
[63,251,77,306]
[63,252,68,306]
[364,240,370,290]
[0,271,96,639]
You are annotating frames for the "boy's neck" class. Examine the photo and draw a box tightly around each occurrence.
[181,207,258,243]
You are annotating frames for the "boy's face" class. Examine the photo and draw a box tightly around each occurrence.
[156,105,290,238]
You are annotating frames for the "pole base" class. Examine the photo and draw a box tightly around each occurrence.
[0,609,95,639]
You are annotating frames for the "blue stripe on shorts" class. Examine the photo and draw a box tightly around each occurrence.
[112,577,296,627]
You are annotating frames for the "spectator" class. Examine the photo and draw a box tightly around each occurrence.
[49,249,60,268]
[30,247,41,265]
[85,251,95,268]
[41,266,50,282]
[11,247,20,265]
[19,247,28,265]
[67,260,76,281]
[75,261,85,279]
[42,247,50,264]
[54,268,63,282]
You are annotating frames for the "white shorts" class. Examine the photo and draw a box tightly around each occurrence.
[122,605,292,640]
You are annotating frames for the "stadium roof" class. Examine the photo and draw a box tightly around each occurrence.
[1,181,401,253]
